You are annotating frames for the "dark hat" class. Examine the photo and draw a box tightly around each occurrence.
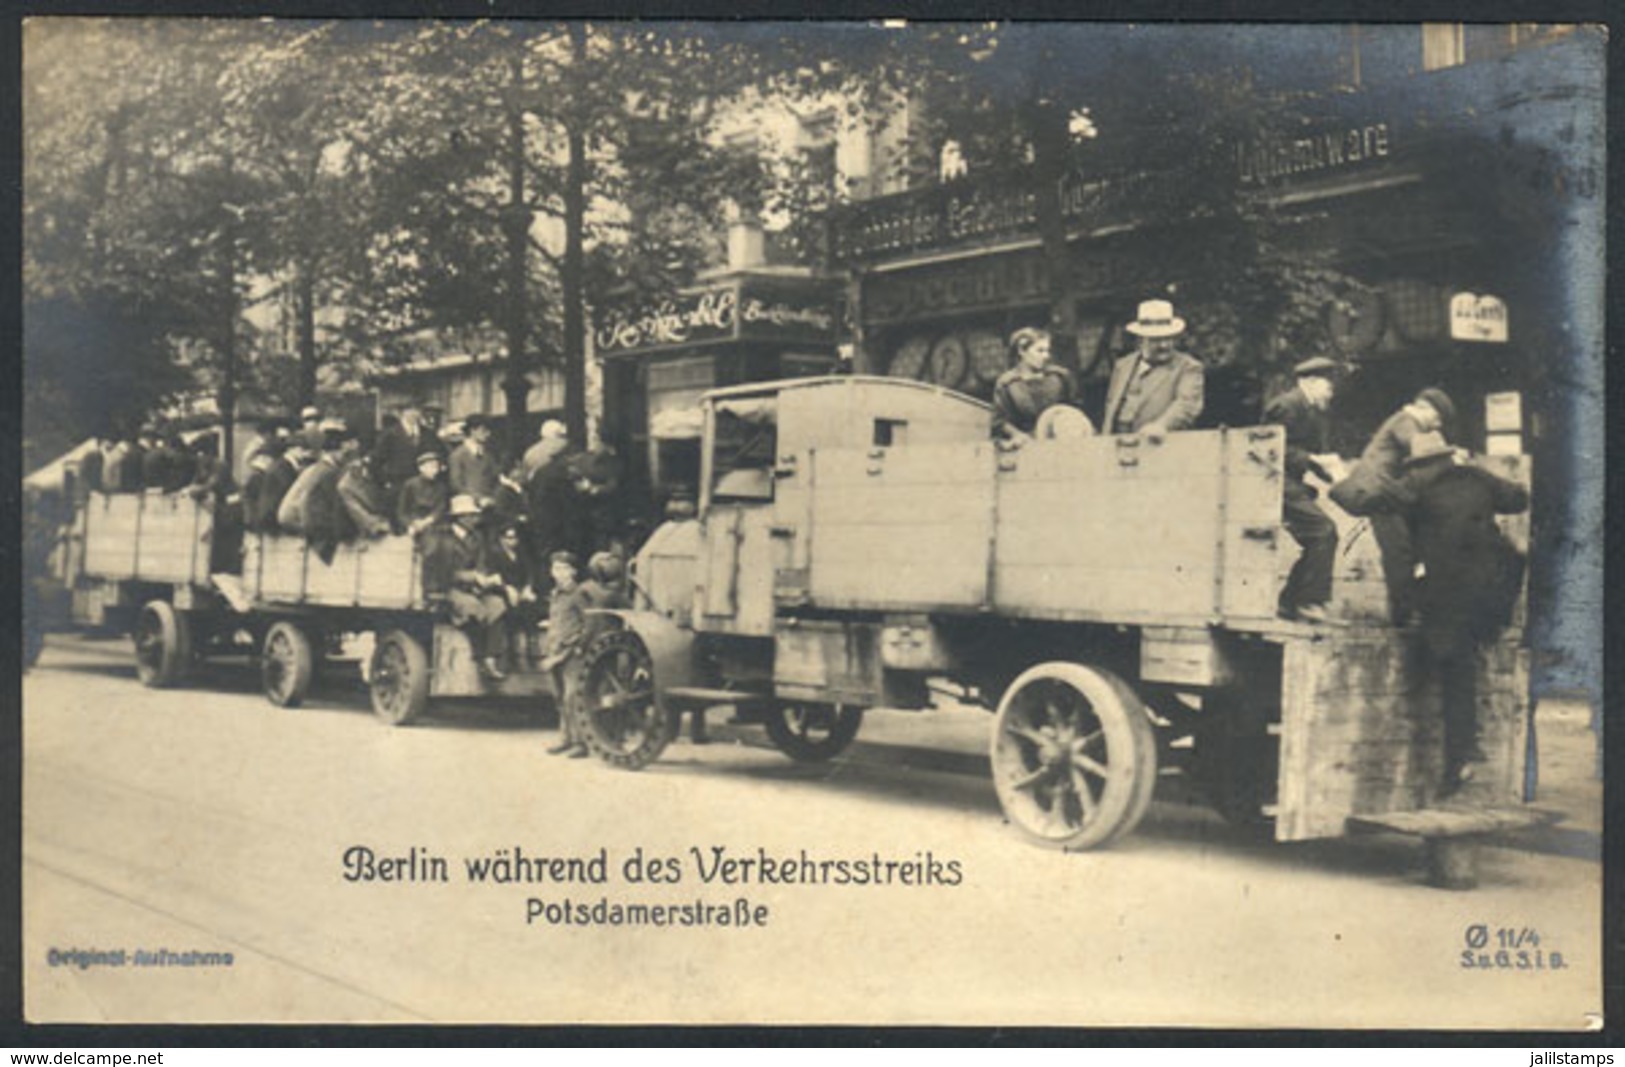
[1404,430,1455,467]
[588,551,624,581]
[549,550,580,570]
[1414,387,1456,425]
[416,450,442,465]
[1293,356,1340,379]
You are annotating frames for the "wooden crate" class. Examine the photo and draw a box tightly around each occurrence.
[1274,629,1527,842]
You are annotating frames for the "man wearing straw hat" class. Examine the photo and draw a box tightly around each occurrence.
[1101,298,1205,443]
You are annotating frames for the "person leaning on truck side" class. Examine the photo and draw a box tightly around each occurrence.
[277,424,348,535]
[991,327,1078,445]
[1398,431,1529,795]
[1266,356,1344,625]
[1354,387,1455,626]
[1101,299,1205,444]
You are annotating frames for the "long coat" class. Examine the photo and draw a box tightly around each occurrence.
[1404,460,1529,656]
[249,457,301,532]
[448,441,500,500]
[1101,349,1205,435]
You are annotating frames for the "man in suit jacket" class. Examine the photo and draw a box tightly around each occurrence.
[1356,386,1455,624]
[1101,299,1205,442]
[449,413,501,503]
[1400,431,1528,794]
[1265,357,1343,623]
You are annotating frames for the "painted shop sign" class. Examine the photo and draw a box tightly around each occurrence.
[861,241,1232,327]
[832,168,1188,265]
[1236,122,1393,185]
[1448,291,1509,343]
[595,282,836,358]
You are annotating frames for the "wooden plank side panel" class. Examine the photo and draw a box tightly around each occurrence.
[1274,632,1528,842]
[992,433,1224,620]
[807,443,993,610]
[133,496,211,585]
[253,535,309,603]
[82,494,141,579]
[304,545,364,606]
[356,536,420,610]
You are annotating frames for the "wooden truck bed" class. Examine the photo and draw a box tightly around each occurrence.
[244,534,422,610]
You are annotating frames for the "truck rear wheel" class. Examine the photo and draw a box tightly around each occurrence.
[261,621,315,708]
[991,662,1157,850]
[577,628,670,770]
[764,703,864,762]
[133,600,191,688]
[370,629,430,726]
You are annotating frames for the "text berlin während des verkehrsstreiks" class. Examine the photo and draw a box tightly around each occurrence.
[341,844,964,888]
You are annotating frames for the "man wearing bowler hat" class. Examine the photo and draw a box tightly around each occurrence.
[1266,356,1345,624]
[1102,298,1205,443]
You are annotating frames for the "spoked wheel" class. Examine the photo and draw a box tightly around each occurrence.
[991,662,1158,850]
[764,703,864,762]
[133,601,191,688]
[261,621,315,708]
[369,630,430,726]
[576,628,670,770]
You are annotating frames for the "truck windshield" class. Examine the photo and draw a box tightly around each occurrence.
[711,396,777,502]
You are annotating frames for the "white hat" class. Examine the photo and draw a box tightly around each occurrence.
[300,405,321,420]
[540,419,566,440]
[449,494,481,517]
[1125,299,1186,338]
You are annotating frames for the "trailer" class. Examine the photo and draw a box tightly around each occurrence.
[56,491,558,725]
[573,376,1541,878]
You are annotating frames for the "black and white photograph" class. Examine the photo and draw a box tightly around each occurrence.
[18,18,1605,1029]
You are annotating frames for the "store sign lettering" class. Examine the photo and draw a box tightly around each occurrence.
[1236,122,1392,185]
[595,289,736,354]
[1449,292,1509,343]
[740,297,834,333]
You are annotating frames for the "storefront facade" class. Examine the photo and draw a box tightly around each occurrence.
[594,271,841,507]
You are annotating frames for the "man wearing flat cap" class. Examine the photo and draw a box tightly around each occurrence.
[1101,299,1205,443]
[1266,356,1345,624]
[1355,387,1457,624]
[1399,431,1529,794]
[396,451,450,537]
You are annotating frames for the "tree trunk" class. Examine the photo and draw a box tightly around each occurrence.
[220,229,239,484]
[561,22,589,448]
[295,259,317,410]
[500,40,532,460]
[1024,94,1080,373]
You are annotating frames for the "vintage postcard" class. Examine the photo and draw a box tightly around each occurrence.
[19,19,1605,1029]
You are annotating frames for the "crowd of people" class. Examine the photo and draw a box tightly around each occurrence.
[992,295,1529,794]
[78,403,639,756]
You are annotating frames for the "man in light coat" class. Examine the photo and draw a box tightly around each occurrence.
[1101,299,1205,443]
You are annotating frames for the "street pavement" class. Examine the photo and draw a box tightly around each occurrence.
[21,633,1603,1028]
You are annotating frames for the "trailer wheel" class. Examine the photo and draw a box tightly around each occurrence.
[764,703,864,762]
[261,621,315,708]
[370,630,430,726]
[577,628,670,770]
[991,662,1157,850]
[133,601,191,688]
